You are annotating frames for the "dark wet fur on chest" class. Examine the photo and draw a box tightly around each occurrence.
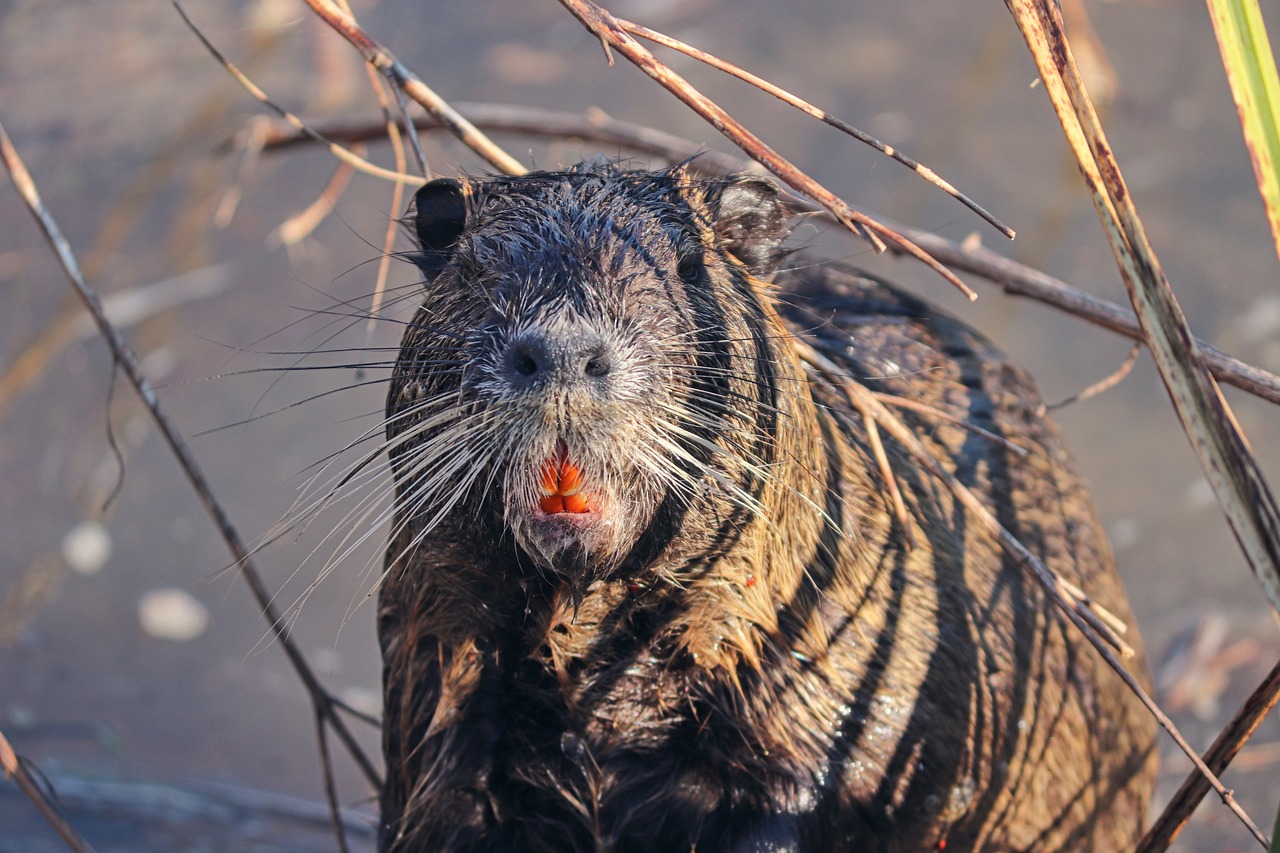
[376,161,1157,852]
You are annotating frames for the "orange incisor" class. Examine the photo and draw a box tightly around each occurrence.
[539,450,589,514]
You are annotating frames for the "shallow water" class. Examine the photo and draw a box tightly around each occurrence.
[2,1,1278,850]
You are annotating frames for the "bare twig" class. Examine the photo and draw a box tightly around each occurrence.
[851,394,917,550]
[1138,657,1280,851]
[0,727,96,853]
[313,704,350,853]
[618,18,1015,239]
[273,155,359,247]
[251,106,1280,408]
[297,0,526,175]
[360,72,410,365]
[557,0,985,301]
[0,119,382,802]
[873,393,1029,458]
[175,3,416,187]
[1043,341,1141,412]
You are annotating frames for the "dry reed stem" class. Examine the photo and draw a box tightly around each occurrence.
[1007,0,1280,845]
[251,106,1280,408]
[0,118,382,834]
[0,727,96,853]
[1007,0,1280,617]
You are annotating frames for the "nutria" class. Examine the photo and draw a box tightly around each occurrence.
[376,160,1157,852]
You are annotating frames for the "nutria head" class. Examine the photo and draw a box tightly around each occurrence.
[385,161,799,598]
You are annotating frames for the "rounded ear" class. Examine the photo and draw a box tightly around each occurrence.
[412,178,468,274]
[710,177,792,276]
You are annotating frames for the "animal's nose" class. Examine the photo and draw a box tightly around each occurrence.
[504,324,614,388]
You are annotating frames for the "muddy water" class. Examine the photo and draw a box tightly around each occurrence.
[2,1,1278,850]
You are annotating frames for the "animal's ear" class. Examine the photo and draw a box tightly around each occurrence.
[411,178,468,275]
[709,177,792,277]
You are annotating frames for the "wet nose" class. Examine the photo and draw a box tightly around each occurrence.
[504,325,614,388]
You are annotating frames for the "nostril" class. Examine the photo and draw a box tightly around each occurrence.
[512,348,539,377]
[584,350,611,378]
[508,337,547,380]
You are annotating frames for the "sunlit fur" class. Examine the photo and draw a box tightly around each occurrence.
[376,161,1156,852]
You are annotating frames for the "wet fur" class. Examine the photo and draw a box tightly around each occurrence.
[377,162,1157,851]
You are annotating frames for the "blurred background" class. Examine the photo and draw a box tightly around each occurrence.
[2,1,1279,849]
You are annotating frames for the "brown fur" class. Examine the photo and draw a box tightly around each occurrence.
[376,162,1157,851]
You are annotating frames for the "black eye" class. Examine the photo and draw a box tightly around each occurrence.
[676,250,704,284]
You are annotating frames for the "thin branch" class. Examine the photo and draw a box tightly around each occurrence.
[873,393,1029,458]
[361,71,410,367]
[0,121,382,795]
[0,727,96,853]
[1043,341,1141,413]
[892,224,1280,407]
[618,18,1015,239]
[175,3,416,188]
[314,703,350,853]
[392,83,428,177]
[557,0,986,301]
[853,394,917,550]
[1138,657,1280,850]
[298,0,526,175]
[251,105,1280,408]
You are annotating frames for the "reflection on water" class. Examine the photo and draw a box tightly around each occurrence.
[2,1,1278,849]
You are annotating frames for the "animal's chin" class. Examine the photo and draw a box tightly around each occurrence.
[512,504,625,586]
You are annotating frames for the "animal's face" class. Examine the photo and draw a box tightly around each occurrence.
[386,163,791,591]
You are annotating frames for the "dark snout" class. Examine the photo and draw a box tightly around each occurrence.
[502,321,614,391]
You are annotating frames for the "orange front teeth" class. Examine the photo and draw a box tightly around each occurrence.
[538,445,590,514]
